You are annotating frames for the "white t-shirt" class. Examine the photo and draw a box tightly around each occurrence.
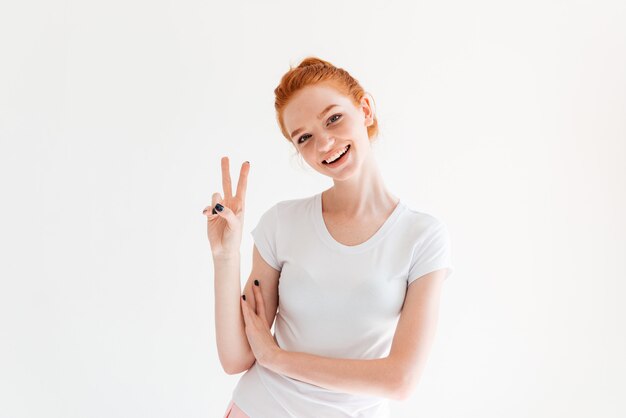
[231,192,454,418]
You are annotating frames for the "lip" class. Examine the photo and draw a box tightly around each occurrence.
[321,144,350,164]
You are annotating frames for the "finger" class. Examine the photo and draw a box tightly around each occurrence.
[203,208,219,220]
[211,201,237,224]
[210,193,222,217]
[235,161,250,203]
[252,281,266,320]
[241,295,249,323]
[202,205,215,217]
[206,193,223,219]
[211,192,223,207]
[221,156,233,199]
[248,282,257,312]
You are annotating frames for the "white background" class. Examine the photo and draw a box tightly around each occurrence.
[1,1,625,417]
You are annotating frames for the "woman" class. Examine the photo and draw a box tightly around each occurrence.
[204,57,454,418]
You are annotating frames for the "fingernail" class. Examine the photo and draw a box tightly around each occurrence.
[212,207,217,215]
[242,294,246,301]
[254,279,259,286]
[215,203,224,212]
[202,209,207,214]
[245,161,250,165]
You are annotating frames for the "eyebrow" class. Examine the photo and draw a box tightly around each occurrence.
[290,104,340,139]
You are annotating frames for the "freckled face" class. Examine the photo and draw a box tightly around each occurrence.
[282,83,374,180]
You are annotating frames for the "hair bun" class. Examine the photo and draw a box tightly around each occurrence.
[296,56,334,69]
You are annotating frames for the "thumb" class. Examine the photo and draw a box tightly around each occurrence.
[214,202,238,224]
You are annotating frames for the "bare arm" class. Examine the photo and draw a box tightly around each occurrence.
[207,157,281,374]
[214,245,280,375]
[267,351,404,400]
[213,252,252,374]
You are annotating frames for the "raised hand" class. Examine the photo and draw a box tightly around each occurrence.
[203,157,250,258]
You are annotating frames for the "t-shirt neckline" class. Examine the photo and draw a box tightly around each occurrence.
[313,191,406,253]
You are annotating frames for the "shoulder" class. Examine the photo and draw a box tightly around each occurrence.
[398,202,448,238]
[276,192,317,206]
[256,193,318,225]
[273,192,318,215]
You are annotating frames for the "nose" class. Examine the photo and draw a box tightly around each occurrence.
[317,132,336,152]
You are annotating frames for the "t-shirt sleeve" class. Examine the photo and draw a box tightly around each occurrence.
[407,219,454,285]
[250,203,281,271]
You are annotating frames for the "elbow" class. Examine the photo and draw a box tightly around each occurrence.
[223,364,242,375]
[385,356,415,401]
[390,373,416,401]
[223,362,250,375]
[219,347,256,375]
[221,357,256,375]
[392,384,412,402]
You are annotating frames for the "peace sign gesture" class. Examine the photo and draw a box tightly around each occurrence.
[203,157,250,258]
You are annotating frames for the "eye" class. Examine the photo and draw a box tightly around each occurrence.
[297,114,342,144]
[297,134,311,144]
[328,113,342,124]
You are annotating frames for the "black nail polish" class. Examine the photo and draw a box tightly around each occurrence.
[215,203,224,212]
[254,279,259,286]
[242,294,246,301]
[212,207,217,215]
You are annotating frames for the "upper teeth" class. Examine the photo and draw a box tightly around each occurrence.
[324,145,349,163]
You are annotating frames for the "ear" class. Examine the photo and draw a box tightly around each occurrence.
[360,93,375,127]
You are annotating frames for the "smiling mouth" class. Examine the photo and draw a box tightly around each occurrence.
[322,145,351,165]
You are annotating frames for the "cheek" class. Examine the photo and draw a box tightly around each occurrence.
[328,124,351,139]
[337,118,362,136]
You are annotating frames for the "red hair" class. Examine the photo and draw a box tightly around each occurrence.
[274,57,379,143]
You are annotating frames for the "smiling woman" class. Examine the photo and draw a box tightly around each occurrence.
[206,56,454,418]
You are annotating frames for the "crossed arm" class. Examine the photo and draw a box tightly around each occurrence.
[265,349,404,400]
[257,269,447,401]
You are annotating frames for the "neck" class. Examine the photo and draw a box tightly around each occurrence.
[322,152,399,218]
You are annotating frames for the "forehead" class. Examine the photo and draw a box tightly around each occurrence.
[283,83,354,128]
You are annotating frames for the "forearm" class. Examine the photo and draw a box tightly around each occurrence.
[213,252,254,374]
[265,350,404,400]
